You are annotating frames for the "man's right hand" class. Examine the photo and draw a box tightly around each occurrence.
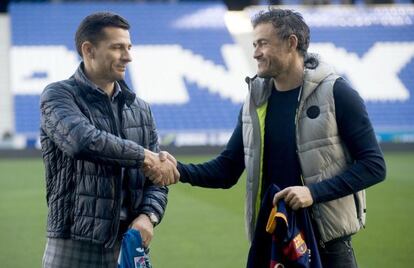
[142,149,180,186]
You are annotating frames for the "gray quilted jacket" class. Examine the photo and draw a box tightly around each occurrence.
[40,64,168,248]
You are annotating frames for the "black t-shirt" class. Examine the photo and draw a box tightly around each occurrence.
[261,85,302,198]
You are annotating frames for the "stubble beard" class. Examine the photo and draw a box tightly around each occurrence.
[257,67,278,79]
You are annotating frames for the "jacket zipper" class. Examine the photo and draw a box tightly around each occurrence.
[104,97,122,248]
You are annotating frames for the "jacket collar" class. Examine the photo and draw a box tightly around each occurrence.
[74,62,136,106]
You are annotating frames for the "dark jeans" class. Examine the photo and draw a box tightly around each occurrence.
[318,236,358,268]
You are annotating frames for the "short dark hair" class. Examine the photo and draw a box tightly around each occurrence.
[75,12,130,58]
[252,8,310,57]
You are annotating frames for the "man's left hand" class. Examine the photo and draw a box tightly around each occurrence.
[273,186,314,210]
[130,214,154,248]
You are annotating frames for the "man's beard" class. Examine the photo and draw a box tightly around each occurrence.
[257,70,277,79]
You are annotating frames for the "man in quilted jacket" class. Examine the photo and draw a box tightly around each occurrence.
[40,12,179,268]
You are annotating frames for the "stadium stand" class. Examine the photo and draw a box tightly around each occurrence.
[4,2,414,148]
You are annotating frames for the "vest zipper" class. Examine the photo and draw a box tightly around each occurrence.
[295,85,305,186]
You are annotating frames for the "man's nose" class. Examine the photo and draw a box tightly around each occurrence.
[253,47,262,60]
[123,49,132,62]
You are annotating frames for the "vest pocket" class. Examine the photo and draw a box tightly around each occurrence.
[311,203,326,241]
[312,194,362,243]
[354,190,366,228]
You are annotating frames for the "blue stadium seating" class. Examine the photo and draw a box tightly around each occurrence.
[8,2,414,145]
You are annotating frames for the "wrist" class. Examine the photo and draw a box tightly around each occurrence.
[143,212,159,227]
[306,185,317,204]
[143,149,157,167]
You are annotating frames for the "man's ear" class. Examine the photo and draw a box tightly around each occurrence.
[287,34,299,52]
[81,41,95,60]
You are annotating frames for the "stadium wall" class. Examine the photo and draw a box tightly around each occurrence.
[0,13,13,139]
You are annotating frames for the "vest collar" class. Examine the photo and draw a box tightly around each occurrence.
[247,76,273,107]
[247,57,335,107]
[301,60,335,102]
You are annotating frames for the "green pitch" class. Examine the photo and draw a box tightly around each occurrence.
[0,152,413,267]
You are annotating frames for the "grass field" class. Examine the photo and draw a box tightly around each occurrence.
[0,152,413,267]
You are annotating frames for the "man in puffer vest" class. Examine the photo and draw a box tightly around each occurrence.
[159,7,386,268]
[40,12,179,268]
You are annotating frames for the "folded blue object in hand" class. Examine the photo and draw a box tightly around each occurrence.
[118,229,152,268]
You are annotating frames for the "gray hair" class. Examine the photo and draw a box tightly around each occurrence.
[252,8,310,57]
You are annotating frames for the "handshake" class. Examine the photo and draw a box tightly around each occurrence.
[142,149,180,186]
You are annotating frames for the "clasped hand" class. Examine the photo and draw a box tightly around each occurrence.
[142,149,179,186]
